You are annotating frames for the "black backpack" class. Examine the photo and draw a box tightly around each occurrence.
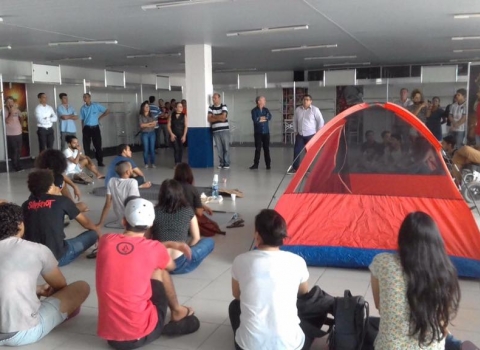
[328,290,369,350]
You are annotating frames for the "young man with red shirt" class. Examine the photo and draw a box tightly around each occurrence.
[96,197,200,349]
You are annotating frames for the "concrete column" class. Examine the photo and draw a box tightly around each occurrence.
[185,44,213,168]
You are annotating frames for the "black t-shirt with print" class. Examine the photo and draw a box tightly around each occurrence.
[22,194,80,259]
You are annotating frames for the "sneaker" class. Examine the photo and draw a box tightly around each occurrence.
[249,165,258,170]
[16,168,25,172]
[223,166,230,169]
[145,164,150,169]
[151,164,156,168]
[217,165,223,169]
[286,167,296,175]
[98,163,105,167]
[266,165,271,170]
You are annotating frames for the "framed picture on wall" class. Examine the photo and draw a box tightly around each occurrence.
[2,83,30,157]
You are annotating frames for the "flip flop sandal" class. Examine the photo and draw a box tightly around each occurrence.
[86,248,97,259]
[162,308,200,336]
[227,223,245,229]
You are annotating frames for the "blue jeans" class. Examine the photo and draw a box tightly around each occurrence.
[213,131,230,167]
[0,297,67,346]
[58,230,98,267]
[451,131,465,148]
[172,238,215,275]
[142,131,156,165]
[293,134,314,170]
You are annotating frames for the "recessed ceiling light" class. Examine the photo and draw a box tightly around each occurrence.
[304,55,357,61]
[0,18,3,22]
[452,36,480,41]
[0,45,12,50]
[127,53,181,59]
[453,49,480,53]
[48,40,118,46]
[51,57,92,62]
[454,13,480,19]
[142,0,231,10]
[227,25,308,37]
[272,44,337,53]
[215,68,257,73]
[324,62,370,67]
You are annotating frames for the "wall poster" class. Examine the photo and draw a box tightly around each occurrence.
[2,83,30,157]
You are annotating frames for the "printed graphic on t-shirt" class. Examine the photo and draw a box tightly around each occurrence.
[116,242,135,255]
[28,199,56,210]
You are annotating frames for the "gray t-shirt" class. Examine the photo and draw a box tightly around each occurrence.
[139,115,155,133]
[0,237,58,332]
[107,178,140,222]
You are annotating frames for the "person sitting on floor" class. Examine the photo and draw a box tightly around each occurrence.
[370,212,478,350]
[361,130,382,161]
[35,149,88,212]
[151,179,215,274]
[64,135,104,183]
[22,170,101,266]
[0,202,90,347]
[442,134,480,183]
[105,144,151,189]
[229,209,311,350]
[96,197,200,350]
[97,161,140,227]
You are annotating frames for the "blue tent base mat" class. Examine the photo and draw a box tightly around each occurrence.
[280,245,480,279]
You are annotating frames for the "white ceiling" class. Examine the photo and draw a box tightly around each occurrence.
[0,0,479,74]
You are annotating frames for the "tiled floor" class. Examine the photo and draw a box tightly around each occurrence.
[1,147,479,349]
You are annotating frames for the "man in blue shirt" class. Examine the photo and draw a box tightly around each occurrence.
[57,93,78,150]
[105,144,151,189]
[148,96,162,150]
[80,93,109,167]
[250,96,272,170]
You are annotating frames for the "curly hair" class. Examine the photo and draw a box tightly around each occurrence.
[0,203,24,240]
[28,169,54,197]
[35,149,67,175]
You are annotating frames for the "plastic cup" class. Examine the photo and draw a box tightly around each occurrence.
[231,193,236,202]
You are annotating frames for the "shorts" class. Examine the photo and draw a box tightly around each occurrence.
[107,280,168,350]
[0,297,67,346]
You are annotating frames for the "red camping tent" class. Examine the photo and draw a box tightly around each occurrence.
[276,102,480,278]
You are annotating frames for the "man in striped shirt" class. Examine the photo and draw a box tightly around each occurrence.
[208,93,230,169]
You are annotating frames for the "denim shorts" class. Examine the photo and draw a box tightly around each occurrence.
[0,297,67,346]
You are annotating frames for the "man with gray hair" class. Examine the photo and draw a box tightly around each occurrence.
[208,93,230,169]
[250,96,272,170]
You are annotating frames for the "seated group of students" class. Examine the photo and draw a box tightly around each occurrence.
[0,193,478,350]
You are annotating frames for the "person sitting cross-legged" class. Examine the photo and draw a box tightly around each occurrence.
[151,179,215,274]
[22,169,101,266]
[96,197,200,350]
[105,144,152,189]
[229,209,312,350]
[63,135,104,183]
[0,202,90,347]
[97,161,140,227]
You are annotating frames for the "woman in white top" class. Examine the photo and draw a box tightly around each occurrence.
[370,212,478,350]
[229,209,311,350]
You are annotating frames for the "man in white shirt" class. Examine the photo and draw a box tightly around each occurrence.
[63,135,104,183]
[229,209,310,350]
[289,95,324,174]
[397,88,413,108]
[97,161,140,227]
[449,88,467,147]
[35,93,58,152]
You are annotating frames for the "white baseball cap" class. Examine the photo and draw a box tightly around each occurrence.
[124,198,155,227]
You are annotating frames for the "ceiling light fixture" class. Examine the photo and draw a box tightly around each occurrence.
[227,25,308,37]
[127,53,181,59]
[450,57,480,62]
[453,48,480,53]
[324,62,370,67]
[215,68,257,73]
[304,55,357,61]
[51,56,92,62]
[0,18,3,22]
[179,61,225,65]
[142,0,230,10]
[452,36,480,41]
[48,40,118,47]
[272,44,337,53]
[0,45,12,50]
[454,13,480,19]
[106,64,148,69]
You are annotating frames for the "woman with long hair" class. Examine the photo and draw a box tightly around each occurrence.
[370,212,477,349]
[151,179,214,274]
[138,101,157,168]
[409,89,428,123]
[168,102,188,166]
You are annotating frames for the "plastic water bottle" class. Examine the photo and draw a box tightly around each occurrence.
[212,174,219,198]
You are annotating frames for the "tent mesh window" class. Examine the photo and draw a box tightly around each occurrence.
[295,106,448,198]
